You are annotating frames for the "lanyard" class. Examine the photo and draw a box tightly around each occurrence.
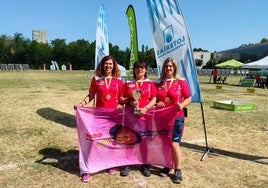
[135,79,144,90]
[105,77,112,91]
[165,78,174,92]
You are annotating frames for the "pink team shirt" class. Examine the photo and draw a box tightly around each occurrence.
[156,78,191,117]
[89,76,123,108]
[122,78,157,108]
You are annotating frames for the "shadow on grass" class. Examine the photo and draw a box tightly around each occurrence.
[35,148,80,175]
[37,107,76,128]
[181,142,268,165]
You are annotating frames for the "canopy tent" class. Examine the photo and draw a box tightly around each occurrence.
[118,64,127,77]
[215,59,243,69]
[242,56,268,69]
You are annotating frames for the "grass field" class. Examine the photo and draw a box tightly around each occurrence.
[0,70,267,188]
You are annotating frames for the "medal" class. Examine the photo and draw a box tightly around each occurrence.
[106,94,111,100]
[165,97,170,103]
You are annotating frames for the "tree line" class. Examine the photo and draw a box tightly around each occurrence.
[0,33,157,70]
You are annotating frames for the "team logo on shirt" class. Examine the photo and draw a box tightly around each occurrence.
[98,80,104,86]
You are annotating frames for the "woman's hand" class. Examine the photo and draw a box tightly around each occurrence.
[74,100,87,110]
[117,104,124,109]
[177,102,182,111]
[74,103,82,110]
[133,100,138,107]
[139,106,148,115]
[155,102,165,108]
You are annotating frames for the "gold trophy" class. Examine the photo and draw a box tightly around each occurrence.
[132,90,141,114]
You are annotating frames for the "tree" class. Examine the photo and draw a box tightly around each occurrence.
[195,59,203,66]
[0,35,14,64]
[12,33,31,64]
[68,39,93,70]
[50,39,69,66]
[28,41,52,69]
[260,38,268,43]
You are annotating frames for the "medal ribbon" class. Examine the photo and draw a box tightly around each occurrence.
[135,79,144,91]
[165,78,174,92]
[105,77,112,91]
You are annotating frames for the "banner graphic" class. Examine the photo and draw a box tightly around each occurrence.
[146,0,202,102]
[95,4,109,69]
[76,106,177,174]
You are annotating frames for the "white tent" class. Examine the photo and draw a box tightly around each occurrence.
[118,64,127,77]
[242,56,268,69]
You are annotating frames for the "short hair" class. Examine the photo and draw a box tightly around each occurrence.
[133,60,147,79]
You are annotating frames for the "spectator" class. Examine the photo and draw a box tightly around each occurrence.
[213,68,218,84]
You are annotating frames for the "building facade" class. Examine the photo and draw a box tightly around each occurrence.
[32,30,47,43]
[193,51,211,68]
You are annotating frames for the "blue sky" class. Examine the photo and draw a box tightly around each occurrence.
[1,0,267,52]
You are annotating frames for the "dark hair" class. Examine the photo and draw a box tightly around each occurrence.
[95,55,121,78]
[133,60,147,79]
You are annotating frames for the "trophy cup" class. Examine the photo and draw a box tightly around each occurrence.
[132,90,141,114]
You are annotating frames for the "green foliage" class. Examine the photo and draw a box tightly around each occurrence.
[195,59,203,66]
[260,37,268,43]
[0,33,157,70]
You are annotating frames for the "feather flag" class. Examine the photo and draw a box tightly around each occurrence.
[126,5,139,75]
[95,4,127,76]
[146,0,202,102]
[95,4,109,69]
[76,106,177,174]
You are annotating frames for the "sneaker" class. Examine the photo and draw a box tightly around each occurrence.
[159,167,170,177]
[141,165,151,177]
[108,168,116,175]
[172,169,182,184]
[81,173,90,183]
[120,166,131,176]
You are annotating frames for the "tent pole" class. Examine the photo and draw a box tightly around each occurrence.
[200,102,212,161]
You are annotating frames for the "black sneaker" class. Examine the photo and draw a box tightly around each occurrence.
[120,166,131,176]
[172,169,182,183]
[159,167,170,177]
[141,165,151,177]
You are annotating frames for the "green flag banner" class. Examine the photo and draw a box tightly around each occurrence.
[126,5,138,77]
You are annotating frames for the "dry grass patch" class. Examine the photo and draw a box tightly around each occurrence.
[0,71,267,187]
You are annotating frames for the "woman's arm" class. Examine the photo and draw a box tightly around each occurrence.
[74,92,95,110]
[177,96,192,111]
[139,96,157,115]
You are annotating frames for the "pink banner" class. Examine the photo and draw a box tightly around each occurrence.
[76,106,177,174]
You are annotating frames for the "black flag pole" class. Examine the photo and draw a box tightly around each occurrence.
[200,102,212,161]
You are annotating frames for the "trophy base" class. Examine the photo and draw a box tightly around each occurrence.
[133,108,140,115]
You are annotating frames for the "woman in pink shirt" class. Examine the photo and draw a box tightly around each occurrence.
[120,60,157,177]
[155,57,192,184]
[75,55,123,182]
